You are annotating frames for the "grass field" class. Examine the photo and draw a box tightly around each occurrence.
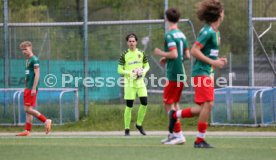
[0,133,276,160]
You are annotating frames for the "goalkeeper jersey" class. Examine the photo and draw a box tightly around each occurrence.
[25,55,39,89]
[118,48,150,88]
[192,24,220,77]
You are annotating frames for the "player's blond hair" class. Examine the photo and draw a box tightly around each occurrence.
[20,41,32,49]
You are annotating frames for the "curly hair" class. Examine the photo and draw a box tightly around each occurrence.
[165,8,180,23]
[196,0,224,23]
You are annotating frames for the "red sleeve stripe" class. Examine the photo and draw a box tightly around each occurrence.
[194,41,204,49]
[169,46,177,51]
[185,48,189,51]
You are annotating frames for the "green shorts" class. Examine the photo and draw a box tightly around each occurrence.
[124,86,147,100]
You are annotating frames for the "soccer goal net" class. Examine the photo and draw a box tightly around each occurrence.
[0,88,78,126]
[252,17,276,86]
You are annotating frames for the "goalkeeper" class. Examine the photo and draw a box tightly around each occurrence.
[118,33,150,136]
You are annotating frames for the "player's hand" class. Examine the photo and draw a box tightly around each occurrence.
[220,57,228,65]
[31,89,36,96]
[131,69,138,79]
[154,48,162,56]
[159,57,166,66]
[136,68,143,79]
[212,58,227,68]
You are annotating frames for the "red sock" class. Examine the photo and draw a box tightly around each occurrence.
[25,122,32,131]
[173,121,182,133]
[196,121,208,144]
[181,108,193,118]
[37,114,47,123]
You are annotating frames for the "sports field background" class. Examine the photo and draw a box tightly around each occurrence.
[1,131,276,160]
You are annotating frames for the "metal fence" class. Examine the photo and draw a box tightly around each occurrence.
[0,88,78,126]
[1,0,275,118]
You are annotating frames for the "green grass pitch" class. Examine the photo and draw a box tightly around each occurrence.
[0,135,276,160]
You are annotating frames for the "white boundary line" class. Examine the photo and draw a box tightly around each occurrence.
[1,131,276,137]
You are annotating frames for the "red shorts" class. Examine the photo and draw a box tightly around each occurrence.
[24,89,37,107]
[193,76,214,105]
[163,81,184,105]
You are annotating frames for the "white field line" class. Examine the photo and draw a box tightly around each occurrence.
[0,131,276,138]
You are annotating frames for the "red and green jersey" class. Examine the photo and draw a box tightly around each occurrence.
[192,24,220,77]
[25,55,39,89]
[164,29,189,81]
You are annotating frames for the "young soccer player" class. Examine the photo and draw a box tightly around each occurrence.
[16,41,52,136]
[168,0,227,148]
[154,8,190,145]
[118,33,150,136]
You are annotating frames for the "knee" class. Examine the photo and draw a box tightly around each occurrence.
[24,107,31,113]
[126,100,134,108]
[140,97,147,106]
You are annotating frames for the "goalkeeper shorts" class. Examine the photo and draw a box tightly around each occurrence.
[124,86,147,100]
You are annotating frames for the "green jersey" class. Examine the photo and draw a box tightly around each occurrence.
[164,29,189,81]
[192,24,220,77]
[25,55,39,89]
[118,49,150,88]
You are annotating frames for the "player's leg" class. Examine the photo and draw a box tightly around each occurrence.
[161,81,175,143]
[17,89,51,136]
[136,87,148,135]
[124,86,136,136]
[162,81,185,144]
[194,101,213,148]
[16,110,32,136]
[24,107,52,134]
[193,76,214,148]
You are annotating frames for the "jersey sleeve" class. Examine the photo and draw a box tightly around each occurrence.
[117,52,131,76]
[194,29,211,49]
[142,52,148,64]
[32,57,40,68]
[165,33,177,51]
[118,53,126,65]
[184,39,189,51]
[142,52,150,75]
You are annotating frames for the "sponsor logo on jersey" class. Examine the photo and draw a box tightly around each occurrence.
[128,61,141,65]
[25,70,30,75]
[168,42,176,47]
[172,32,186,39]
[210,49,219,57]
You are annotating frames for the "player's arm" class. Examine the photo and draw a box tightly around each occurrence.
[184,40,190,60]
[142,53,150,76]
[154,48,177,59]
[191,44,225,68]
[117,53,131,76]
[154,34,177,59]
[32,66,40,96]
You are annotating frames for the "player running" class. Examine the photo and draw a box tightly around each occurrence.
[16,41,52,136]
[168,0,227,148]
[154,8,190,145]
[118,33,150,136]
